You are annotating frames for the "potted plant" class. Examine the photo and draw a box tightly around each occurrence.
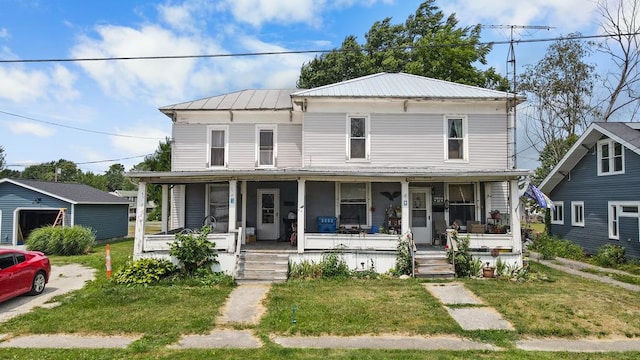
[490,209,501,220]
[482,262,495,278]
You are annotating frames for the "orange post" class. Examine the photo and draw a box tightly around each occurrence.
[105,244,112,279]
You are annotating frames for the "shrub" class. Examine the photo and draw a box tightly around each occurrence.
[446,232,476,277]
[289,260,323,279]
[114,258,177,286]
[26,225,95,255]
[170,226,218,275]
[593,244,627,268]
[528,233,584,260]
[320,251,350,279]
[393,233,414,276]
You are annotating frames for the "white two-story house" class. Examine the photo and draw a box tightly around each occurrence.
[129,72,528,278]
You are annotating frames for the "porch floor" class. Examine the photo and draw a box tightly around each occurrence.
[242,240,297,252]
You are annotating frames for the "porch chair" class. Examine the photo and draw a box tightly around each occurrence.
[433,219,447,246]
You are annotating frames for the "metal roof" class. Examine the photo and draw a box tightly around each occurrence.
[540,122,640,194]
[159,89,297,115]
[0,178,131,205]
[291,72,522,100]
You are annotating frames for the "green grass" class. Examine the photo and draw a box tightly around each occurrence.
[580,267,640,286]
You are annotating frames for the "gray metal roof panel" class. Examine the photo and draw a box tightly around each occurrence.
[291,72,518,99]
[2,178,131,204]
[160,89,297,112]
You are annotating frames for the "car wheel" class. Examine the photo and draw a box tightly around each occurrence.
[29,271,47,296]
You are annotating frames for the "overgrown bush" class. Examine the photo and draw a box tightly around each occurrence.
[528,233,584,260]
[446,232,475,277]
[593,244,627,268]
[174,267,235,286]
[170,226,218,275]
[114,258,177,286]
[26,225,95,255]
[288,250,354,279]
[393,233,414,276]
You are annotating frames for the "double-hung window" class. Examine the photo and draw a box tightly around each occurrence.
[551,201,564,224]
[571,201,584,227]
[347,115,369,160]
[598,139,624,175]
[448,183,475,225]
[256,126,276,167]
[608,202,640,240]
[445,116,467,161]
[208,126,228,167]
[338,182,369,226]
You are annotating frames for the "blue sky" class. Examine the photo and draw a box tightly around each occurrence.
[0,0,605,174]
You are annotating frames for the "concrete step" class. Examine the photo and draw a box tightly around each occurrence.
[235,251,290,283]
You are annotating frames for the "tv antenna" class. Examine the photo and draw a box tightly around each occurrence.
[482,24,553,169]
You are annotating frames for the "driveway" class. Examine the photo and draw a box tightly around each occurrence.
[0,264,96,323]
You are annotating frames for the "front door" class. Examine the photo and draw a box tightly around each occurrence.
[410,188,432,244]
[257,189,279,240]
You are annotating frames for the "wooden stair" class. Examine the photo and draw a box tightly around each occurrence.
[235,251,289,283]
[414,250,455,279]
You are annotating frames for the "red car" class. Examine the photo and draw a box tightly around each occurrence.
[0,249,51,303]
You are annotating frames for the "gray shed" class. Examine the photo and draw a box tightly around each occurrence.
[0,178,130,245]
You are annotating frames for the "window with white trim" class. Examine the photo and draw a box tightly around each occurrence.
[445,116,467,161]
[207,126,228,167]
[551,201,564,224]
[598,139,624,175]
[608,202,640,240]
[448,183,476,225]
[571,201,584,227]
[347,115,369,160]
[256,126,276,167]
[338,182,369,226]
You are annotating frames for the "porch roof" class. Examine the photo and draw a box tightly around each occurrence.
[127,167,531,184]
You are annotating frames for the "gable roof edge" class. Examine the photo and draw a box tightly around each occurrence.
[0,178,78,204]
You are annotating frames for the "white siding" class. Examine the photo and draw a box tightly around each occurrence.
[468,114,509,169]
[172,124,207,171]
[303,113,346,167]
[277,124,302,168]
[228,124,255,169]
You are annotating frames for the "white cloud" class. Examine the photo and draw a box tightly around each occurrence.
[222,0,325,27]
[0,28,9,39]
[157,0,218,33]
[0,66,49,102]
[110,125,169,156]
[441,0,599,34]
[5,120,55,137]
[51,65,80,102]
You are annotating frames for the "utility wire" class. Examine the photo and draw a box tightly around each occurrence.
[0,110,166,140]
[0,32,637,64]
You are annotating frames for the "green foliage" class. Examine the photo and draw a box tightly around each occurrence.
[593,244,627,268]
[26,225,95,255]
[446,232,476,277]
[528,233,585,260]
[320,251,351,279]
[171,267,235,287]
[469,258,483,278]
[114,258,177,286]
[393,233,413,276]
[288,250,362,280]
[169,226,218,275]
[495,257,505,276]
[131,138,171,220]
[297,0,507,90]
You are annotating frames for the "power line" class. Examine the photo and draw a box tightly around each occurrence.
[0,32,637,64]
[0,110,166,140]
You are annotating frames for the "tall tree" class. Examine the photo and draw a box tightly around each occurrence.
[104,163,135,192]
[21,159,82,182]
[518,35,597,173]
[297,0,507,90]
[596,0,640,121]
[131,138,172,220]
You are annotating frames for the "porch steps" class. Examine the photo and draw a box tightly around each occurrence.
[414,251,455,279]
[235,251,290,283]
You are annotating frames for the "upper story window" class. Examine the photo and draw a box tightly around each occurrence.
[347,115,369,161]
[598,139,624,176]
[551,201,564,224]
[445,116,467,161]
[256,126,276,167]
[571,201,584,227]
[338,182,369,226]
[208,125,228,167]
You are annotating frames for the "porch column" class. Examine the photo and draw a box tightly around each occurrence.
[401,180,409,235]
[133,181,147,258]
[228,180,237,232]
[241,180,247,244]
[297,178,305,254]
[161,185,169,233]
[510,179,523,257]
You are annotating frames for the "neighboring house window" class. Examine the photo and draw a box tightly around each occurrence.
[338,182,369,226]
[598,139,624,175]
[256,126,276,167]
[445,116,467,161]
[208,126,228,167]
[571,201,584,227]
[448,183,475,227]
[608,202,640,240]
[551,201,564,224]
[347,115,369,160]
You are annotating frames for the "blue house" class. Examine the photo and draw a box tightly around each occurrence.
[540,122,640,259]
[0,178,130,245]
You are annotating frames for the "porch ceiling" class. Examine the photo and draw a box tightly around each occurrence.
[126,168,531,184]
